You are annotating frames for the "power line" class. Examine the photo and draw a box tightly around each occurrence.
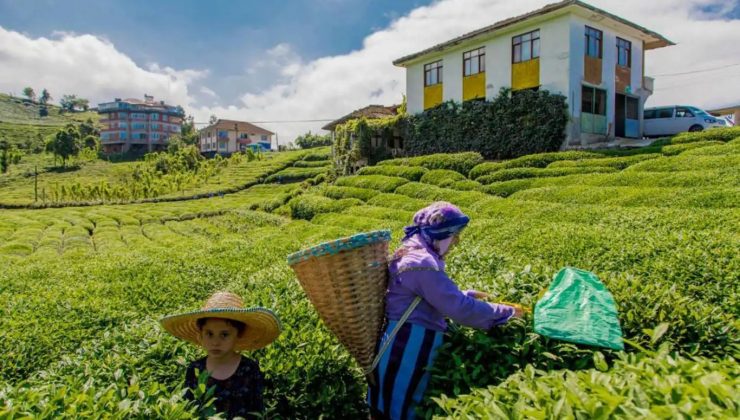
[652,62,740,77]
[193,118,336,125]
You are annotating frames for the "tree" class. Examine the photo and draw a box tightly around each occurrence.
[177,115,199,145]
[61,95,90,112]
[39,89,52,105]
[0,140,22,173]
[46,124,81,167]
[294,131,332,149]
[23,87,36,102]
[78,118,99,138]
[209,115,218,125]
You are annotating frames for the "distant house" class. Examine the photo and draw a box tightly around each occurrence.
[322,104,403,151]
[98,95,185,154]
[393,0,674,146]
[199,119,274,155]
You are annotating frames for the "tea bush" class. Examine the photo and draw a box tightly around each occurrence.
[419,169,467,187]
[322,186,379,201]
[448,179,481,191]
[366,193,429,211]
[286,194,363,220]
[547,153,660,169]
[476,166,617,184]
[264,166,328,183]
[670,126,740,144]
[334,174,409,192]
[469,151,603,179]
[378,152,483,175]
[293,160,331,168]
[356,164,428,181]
[302,151,331,161]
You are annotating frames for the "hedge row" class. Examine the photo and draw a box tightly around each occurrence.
[476,166,617,185]
[661,141,725,156]
[469,151,603,179]
[302,151,332,161]
[395,182,490,208]
[366,193,430,212]
[264,167,328,183]
[334,175,409,193]
[293,160,331,168]
[378,152,483,175]
[403,88,569,159]
[322,186,379,201]
[419,169,467,187]
[286,194,363,220]
[356,165,428,181]
[670,126,740,144]
[548,153,660,170]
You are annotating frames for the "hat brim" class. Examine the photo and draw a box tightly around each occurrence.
[160,307,281,351]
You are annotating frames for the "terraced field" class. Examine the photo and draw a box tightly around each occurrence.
[0,129,738,418]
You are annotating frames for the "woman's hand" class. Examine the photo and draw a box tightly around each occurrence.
[510,305,525,318]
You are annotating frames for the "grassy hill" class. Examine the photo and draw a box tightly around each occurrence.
[0,130,737,418]
[0,93,99,151]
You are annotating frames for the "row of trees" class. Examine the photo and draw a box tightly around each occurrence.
[22,87,90,112]
[45,120,100,167]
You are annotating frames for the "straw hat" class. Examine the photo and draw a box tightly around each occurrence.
[160,292,281,351]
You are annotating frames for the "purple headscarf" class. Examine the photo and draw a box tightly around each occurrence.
[402,201,469,244]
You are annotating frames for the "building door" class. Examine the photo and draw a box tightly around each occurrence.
[615,94,639,138]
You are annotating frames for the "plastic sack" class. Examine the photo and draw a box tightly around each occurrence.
[534,267,624,350]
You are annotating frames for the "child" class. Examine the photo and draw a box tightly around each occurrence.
[161,291,281,419]
[367,202,522,420]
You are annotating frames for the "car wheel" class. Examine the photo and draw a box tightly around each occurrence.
[689,125,703,132]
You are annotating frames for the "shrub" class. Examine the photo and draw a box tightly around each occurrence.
[671,126,740,144]
[682,141,740,156]
[367,193,429,211]
[264,167,327,183]
[449,180,482,191]
[435,349,740,419]
[378,152,483,175]
[481,179,535,197]
[627,154,740,172]
[322,186,379,201]
[302,151,331,161]
[342,205,413,223]
[477,166,617,184]
[334,175,409,192]
[287,194,363,220]
[419,169,467,187]
[661,141,725,156]
[356,165,428,181]
[394,182,490,208]
[469,151,602,179]
[293,160,330,168]
[548,154,660,169]
[404,88,569,159]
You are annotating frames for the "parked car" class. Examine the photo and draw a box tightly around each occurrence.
[643,105,727,137]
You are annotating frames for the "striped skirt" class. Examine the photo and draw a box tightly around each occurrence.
[367,321,445,420]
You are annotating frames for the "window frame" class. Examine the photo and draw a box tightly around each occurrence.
[616,37,631,67]
[585,26,603,59]
[424,60,444,87]
[512,30,540,64]
[463,47,486,76]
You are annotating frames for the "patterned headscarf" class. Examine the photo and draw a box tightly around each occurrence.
[402,201,470,243]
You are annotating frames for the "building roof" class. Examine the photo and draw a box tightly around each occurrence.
[202,119,274,136]
[393,0,674,67]
[707,105,740,115]
[322,104,400,131]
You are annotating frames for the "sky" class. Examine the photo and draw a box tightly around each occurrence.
[1,0,739,143]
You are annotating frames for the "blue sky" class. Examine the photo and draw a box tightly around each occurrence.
[0,0,430,106]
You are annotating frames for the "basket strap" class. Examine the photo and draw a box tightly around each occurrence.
[368,296,422,374]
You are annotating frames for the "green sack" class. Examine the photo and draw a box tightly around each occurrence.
[534,267,624,350]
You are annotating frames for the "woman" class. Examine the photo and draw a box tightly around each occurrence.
[367,202,522,420]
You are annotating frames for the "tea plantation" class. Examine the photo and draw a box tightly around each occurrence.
[0,129,738,418]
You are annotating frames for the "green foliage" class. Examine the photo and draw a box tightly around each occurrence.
[405,88,569,159]
[302,151,331,161]
[419,169,467,187]
[332,116,403,175]
[293,160,330,168]
[395,182,490,208]
[366,193,429,211]
[379,152,483,175]
[264,166,328,183]
[469,151,602,179]
[448,179,482,191]
[670,126,740,144]
[287,194,363,220]
[547,153,660,170]
[476,166,617,184]
[322,186,379,201]
[294,131,332,149]
[334,174,409,192]
[435,348,739,419]
[22,87,36,101]
[661,141,725,156]
[356,165,428,181]
[0,140,23,173]
[45,123,83,167]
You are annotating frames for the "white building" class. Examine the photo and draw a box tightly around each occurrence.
[199,119,274,155]
[393,0,674,146]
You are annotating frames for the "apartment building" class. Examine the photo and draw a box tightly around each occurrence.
[98,95,185,154]
[393,0,674,146]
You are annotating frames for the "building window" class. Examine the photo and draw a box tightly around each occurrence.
[151,123,159,130]
[152,133,160,140]
[512,30,540,63]
[617,37,631,67]
[162,115,168,122]
[261,135,268,141]
[120,131,127,140]
[150,113,159,120]
[424,60,443,86]
[463,47,485,76]
[585,26,603,58]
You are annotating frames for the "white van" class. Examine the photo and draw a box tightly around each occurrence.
[643,105,727,137]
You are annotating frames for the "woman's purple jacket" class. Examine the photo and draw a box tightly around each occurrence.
[385,234,515,332]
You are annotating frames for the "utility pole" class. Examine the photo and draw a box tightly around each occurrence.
[34,165,38,202]
[275,133,279,151]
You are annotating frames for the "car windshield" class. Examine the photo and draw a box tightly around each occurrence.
[689,107,710,117]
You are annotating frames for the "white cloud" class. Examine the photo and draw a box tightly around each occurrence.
[199,86,218,98]
[1,0,738,144]
[0,27,206,109]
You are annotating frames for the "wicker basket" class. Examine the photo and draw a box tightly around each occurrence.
[287,230,391,373]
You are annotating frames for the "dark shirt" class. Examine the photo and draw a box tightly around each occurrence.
[185,356,265,419]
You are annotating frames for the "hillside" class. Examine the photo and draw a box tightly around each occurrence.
[0,129,738,418]
[0,93,99,150]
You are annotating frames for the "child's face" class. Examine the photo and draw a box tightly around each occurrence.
[199,318,240,358]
